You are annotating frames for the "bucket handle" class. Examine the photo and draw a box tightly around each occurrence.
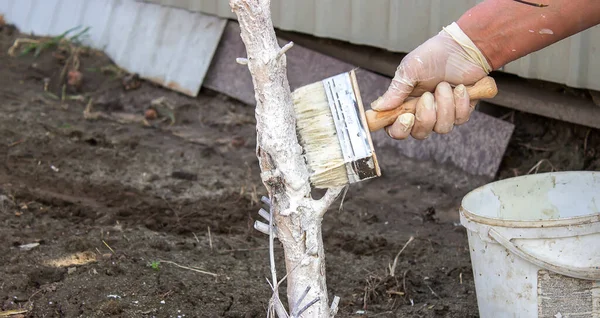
[488,228,600,281]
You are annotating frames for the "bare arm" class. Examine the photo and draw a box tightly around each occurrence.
[372,0,600,141]
[457,0,600,70]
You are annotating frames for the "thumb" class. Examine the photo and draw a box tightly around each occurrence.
[371,71,415,111]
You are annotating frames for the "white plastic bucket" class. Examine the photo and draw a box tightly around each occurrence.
[460,171,600,318]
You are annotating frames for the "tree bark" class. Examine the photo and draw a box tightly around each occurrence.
[229,0,343,316]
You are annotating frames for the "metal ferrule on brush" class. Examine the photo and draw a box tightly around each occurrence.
[292,70,381,189]
[322,72,379,184]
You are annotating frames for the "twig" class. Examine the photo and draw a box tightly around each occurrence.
[427,285,442,300]
[291,286,311,316]
[261,196,288,318]
[28,289,43,302]
[290,287,321,318]
[512,168,520,177]
[160,289,174,299]
[371,312,394,317]
[102,240,116,255]
[61,84,67,104]
[389,236,414,277]
[207,226,213,251]
[276,41,294,60]
[158,260,218,277]
[266,278,289,318]
[499,110,515,122]
[192,232,200,243]
[363,285,368,310]
[295,297,320,317]
[518,143,557,152]
[218,247,272,253]
[8,139,25,147]
[339,185,349,212]
[584,128,591,152]
[403,270,409,296]
[263,197,278,288]
[527,159,557,174]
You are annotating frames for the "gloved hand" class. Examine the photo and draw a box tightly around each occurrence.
[371,22,492,140]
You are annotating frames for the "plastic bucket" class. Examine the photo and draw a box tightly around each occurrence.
[459,171,600,317]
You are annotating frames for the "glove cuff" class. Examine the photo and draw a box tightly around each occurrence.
[442,22,493,74]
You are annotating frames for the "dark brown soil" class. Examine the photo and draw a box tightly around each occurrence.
[0,24,598,318]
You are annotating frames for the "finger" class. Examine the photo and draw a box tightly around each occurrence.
[469,100,478,114]
[460,99,479,125]
[453,84,471,125]
[433,82,455,134]
[410,92,436,140]
[371,65,415,111]
[385,113,415,140]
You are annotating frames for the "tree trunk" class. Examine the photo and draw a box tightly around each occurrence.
[229,0,343,316]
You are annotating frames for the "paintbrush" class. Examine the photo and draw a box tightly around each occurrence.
[291,69,498,189]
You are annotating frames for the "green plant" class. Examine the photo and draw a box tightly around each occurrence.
[16,26,90,57]
[148,261,160,271]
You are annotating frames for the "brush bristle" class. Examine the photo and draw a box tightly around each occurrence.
[292,82,349,188]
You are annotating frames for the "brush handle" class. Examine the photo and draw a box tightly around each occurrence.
[364,76,498,132]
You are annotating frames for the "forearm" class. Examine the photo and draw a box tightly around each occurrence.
[457,0,600,70]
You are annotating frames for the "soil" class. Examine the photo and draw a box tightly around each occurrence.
[0,24,599,318]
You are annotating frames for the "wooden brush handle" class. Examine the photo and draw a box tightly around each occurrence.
[365,76,498,132]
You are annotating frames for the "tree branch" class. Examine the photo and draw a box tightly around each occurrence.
[315,186,345,217]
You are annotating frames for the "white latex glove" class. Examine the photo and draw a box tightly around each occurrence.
[371,22,492,140]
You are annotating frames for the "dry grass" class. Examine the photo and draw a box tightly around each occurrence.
[8,26,89,58]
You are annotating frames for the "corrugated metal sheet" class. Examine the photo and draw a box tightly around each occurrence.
[0,0,227,96]
[145,0,600,91]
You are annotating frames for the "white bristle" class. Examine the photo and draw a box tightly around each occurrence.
[292,82,349,188]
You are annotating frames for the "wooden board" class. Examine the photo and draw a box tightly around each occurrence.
[204,21,515,179]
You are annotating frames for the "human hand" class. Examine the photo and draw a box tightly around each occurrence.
[370,22,492,140]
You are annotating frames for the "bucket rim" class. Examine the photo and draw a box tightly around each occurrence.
[460,171,600,228]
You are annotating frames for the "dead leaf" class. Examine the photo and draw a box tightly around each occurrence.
[44,251,97,267]
[0,309,28,317]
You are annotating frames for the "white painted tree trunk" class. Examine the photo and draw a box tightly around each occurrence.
[229,0,343,317]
